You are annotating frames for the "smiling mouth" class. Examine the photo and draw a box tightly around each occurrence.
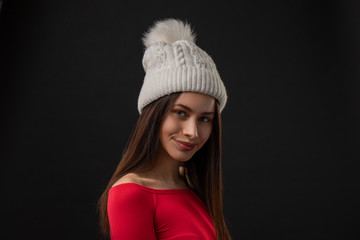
[175,140,196,151]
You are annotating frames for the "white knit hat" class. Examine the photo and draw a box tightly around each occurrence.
[137,18,228,113]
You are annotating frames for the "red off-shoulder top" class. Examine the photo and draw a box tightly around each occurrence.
[107,183,215,240]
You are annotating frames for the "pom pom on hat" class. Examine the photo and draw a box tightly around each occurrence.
[142,19,196,48]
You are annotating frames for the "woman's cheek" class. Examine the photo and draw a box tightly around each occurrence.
[202,125,212,142]
[162,115,177,132]
[167,117,181,133]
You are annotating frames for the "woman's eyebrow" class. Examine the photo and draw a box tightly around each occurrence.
[174,104,215,115]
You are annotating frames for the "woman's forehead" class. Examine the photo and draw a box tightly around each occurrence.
[174,92,215,112]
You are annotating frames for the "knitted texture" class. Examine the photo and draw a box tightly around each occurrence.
[137,19,227,113]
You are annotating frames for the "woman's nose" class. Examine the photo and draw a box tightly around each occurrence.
[183,119,198,139]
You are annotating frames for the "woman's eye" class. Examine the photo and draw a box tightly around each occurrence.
[200,116,210,122]
[175,110,186,117]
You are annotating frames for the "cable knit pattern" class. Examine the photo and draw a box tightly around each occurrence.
[138,19,227,113]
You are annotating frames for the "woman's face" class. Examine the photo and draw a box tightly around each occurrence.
[159,92,216,162]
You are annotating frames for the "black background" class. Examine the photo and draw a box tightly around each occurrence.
[1,1,359,239]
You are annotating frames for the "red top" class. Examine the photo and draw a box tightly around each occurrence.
[108,183,215,240]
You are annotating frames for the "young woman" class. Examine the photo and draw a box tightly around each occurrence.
[98,18,231,240]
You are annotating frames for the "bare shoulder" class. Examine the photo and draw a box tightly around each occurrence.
[112,173,143,188]
[111,172,188,190]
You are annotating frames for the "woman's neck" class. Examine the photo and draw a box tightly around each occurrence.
[152,147,184,184]
[135,147,187,189]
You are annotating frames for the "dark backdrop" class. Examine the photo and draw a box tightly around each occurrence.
[1,1,359,239]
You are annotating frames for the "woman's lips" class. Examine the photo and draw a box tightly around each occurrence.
[175,140,196,151]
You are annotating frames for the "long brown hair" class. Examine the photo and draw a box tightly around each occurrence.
[97,92,231,240]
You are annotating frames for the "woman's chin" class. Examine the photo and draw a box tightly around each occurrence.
[171,152,194,162]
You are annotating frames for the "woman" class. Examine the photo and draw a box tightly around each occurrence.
[98,18,231,240]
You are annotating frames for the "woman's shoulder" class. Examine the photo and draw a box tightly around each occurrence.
[110,173,155,194]
[112,172,166,190]
[108,174,157,217]
[112,172,144,188]
[111,172,191,191]
[109,173,156,205]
